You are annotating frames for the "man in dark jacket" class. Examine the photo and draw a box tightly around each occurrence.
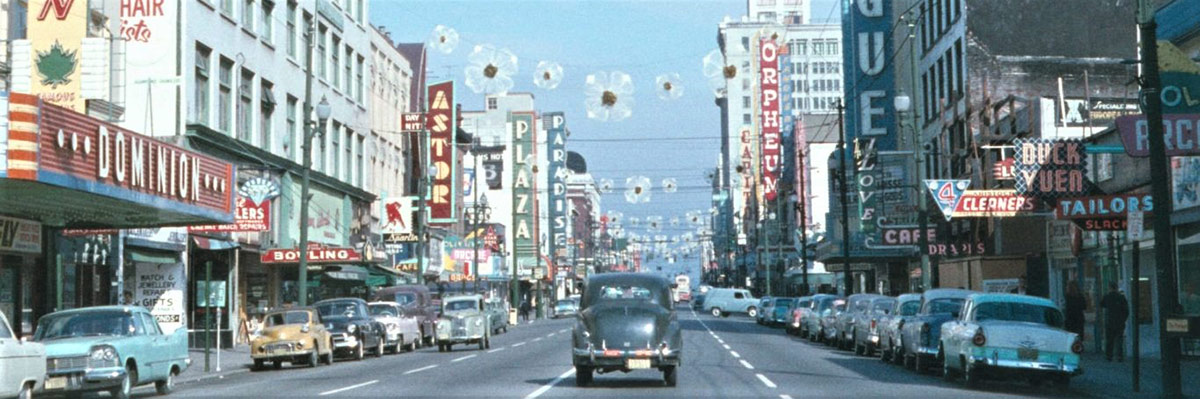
[1100,282,1130,362]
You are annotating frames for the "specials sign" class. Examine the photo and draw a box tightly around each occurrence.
[759,38,781,201]
[426,81,456,224]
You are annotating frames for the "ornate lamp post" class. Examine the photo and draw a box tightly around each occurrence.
[469,193,491,293]
[297,95,331,307]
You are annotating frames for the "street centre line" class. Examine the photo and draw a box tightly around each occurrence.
[403,365,438,375]
[513,342,527,347]
[547,333,556,337]
[452,354,477,363]
[533,337,543,342]
[730,351,741,358]
[740,359,755,370]
[524,368,576,399]
[781,395,794,399]
[488,347,506,353]
[756,374,777,388]
[723,344,731,350]
[318,380,378,396]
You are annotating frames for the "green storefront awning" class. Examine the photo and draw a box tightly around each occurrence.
[128,248,178,264]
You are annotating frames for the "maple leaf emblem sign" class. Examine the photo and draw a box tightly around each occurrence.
[36,40,78,87]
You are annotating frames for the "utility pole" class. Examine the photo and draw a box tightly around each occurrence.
[1137,1,1181,397]
[836,99,853,296]
[298,19,315,307]
[905,9,933,292]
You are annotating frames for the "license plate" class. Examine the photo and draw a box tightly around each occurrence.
[45,376,67,390]
[1017,348,1038,361]
[626,358,651,369]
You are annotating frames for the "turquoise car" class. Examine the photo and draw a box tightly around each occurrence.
[34,306,190,399]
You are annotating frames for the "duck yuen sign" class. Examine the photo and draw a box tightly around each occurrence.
[1013,138,1087,200]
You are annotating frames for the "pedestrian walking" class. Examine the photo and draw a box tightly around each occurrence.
[1009,275,1027,294]
[1100,282,1130,362]
[1064,281,1087,338]
[520,300,531,322]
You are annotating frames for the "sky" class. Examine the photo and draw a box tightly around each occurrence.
[372,0,840,277]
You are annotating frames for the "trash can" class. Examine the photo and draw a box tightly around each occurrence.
[509,309,518,326]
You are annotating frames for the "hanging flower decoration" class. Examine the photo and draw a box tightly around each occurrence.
[702,49,736,98]
[662,178,678,193]
[625,175,652,204]
[647,216,664,232]
[465,44,518,95]
[628,216,641,228]
[606,211,624,225]
[655,73,685,100]
[598,178,615,194]
[669,216,681,227]
[687,210,704,226]
[533,61,564,90]
[612,229,626,239]
[584,71,635,122]
[428,25,460,54]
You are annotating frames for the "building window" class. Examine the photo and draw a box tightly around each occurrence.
[356,55,364,103]
[343,47,352,94]
[743,96,751,108]
[486,97,497,110]
[260,0,273,42]
[331,35,341,88]
[286,1,296,58]
[194,44,211,124]
[218,58,234,133]
[260,80,275,150]
[954,38,964,97]
[221,0,234,16]
[344,129,352,182]
[330,122,341,175]
[238,69,254,142]
[286,96,298,161]
[242,0,254,31]
[356,0,364,23]
[743,113,751,124]
[355,135,364,187]
[317,24,327,80]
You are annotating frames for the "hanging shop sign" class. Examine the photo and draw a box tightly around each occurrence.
[188,196,270,232]
[479,147,505,190]
[843,0,896,150]
[927,241,990,258]
[879,226,936,246]
[992,157,1015,181]
[1054,194,1154,219]
[426,81,457,224]
[1115,113,1200,157]
[1012,138,1088,200]
[0,215,41,253]
[855,138,879,234]
[27,0,87,112]
[759,37,781,201]
[401,112,425,133]
[953,190,1037,217]
[1052,97,1139,128]
[925,179,970,221]
[511,112,537,274]
[381,196,414,235]
[1158,41,1200,115]
[261,243,362,264]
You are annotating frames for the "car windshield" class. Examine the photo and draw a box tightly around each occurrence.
[799,300,812,309]
[898,300,921,316]
[775,298,792,306]
[265,311,311,326]
[369,305,399,317]
[556,300,575,308]
[316,301,363,319]
[392,293,418,306]
[445,300,478,312]
[974,302,1065,328]
[924,298,966,315]
[35,311,136,340]
[873,300,896,314]
[599,286,653,300]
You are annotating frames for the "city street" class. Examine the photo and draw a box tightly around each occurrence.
[155,310,1081,398]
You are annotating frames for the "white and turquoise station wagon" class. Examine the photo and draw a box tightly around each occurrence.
[940,293,1083,389]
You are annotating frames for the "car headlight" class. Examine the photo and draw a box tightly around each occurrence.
[388,324,398,332]
[348,324,357,334]
[88,345,119,368]
[474,319,483,327]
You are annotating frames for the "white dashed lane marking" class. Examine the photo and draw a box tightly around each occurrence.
[722,344,731,350]
[730,351,741,358]
[513,342,527,347]
[318,380,378,396]
[403,365,437,375]
[780,395,794,399]
[740,360,755,370]
[487,347,506,353]
[524,368,575,399]
[756,374,777,388]
[452,354,477,363]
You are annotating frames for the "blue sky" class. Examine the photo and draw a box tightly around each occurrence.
[372,0,839,275]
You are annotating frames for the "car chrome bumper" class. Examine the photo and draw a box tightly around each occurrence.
[252,349,315,361]
[332,334,360,349]
[970,355,1083,376]
[41,367,126,393]
[572,347,680,367]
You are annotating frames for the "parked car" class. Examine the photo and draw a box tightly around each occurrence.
[250,308,334,370]
[370,285,438,345]
[835,294,886,350]
[803,294,841,341]
[703,288,759,318]
[435,295,491,352]
[314,298,387,360]
[484,298,509,335]
[554,299,580,319]
[770,297,797,327]
[786,296,813,335]
[755,297,774,325]
[899,288,974,373]
[34,306,190,399]
[0,310,44,399]
[941,293,1083,389]
[851,296,897,356]
[879,293,923,364]
[819,299,848,345]
[369,302,422,353]
[572,273,681,387]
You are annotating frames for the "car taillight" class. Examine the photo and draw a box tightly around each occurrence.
[972,329,986,346]
[870,319,877,330]
[1072,337,1084,354]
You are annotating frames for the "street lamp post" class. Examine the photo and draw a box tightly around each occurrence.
[836,99,853,296]
[894,92,930,292]
[790,193,808,295]
[471,193,490,294]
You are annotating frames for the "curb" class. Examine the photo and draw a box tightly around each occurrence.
[177,367,252,385]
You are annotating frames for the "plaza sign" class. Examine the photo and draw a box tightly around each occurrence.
[511,112,537,274]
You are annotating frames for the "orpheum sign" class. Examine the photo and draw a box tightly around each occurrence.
[759,37,781,201]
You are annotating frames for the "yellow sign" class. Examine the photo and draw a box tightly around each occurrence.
[28,0,87,112]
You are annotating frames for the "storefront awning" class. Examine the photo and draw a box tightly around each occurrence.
[192,236,239,250]
[127,248,178,264]
[322,265,369,281]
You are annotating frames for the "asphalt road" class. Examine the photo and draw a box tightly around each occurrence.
[143,309,1097,398]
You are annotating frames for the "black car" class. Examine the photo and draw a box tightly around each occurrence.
[572,273,682,387]
[314,298,387,360]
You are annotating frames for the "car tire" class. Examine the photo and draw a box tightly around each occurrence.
[747,307,758,318]
[376,336,385,358]
[963,361,981,389]
[914,354,927,374]
[309,349,319,368]
[942,358,958,382]
[17,382,31,399]
[396,336,405,354]
[479,335,487,350]
[273,361,282,369]
[111,364,134,399]
[156,366,178,395]
[575,366,593,386]
[253,358,265,371]
[711,307,722,317]
[663,366,677,387]
[437,343,445,352]
[323,349,334,365]
[355,341,366,361]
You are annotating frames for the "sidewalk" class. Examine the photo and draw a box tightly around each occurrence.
[1072,352,1200,399]
[178,345,253,384]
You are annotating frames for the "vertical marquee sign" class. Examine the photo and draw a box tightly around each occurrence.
[426,81,457,224]
[511,112,537,277]
[546,112,569,274]
[28,0,88,112]
[759,37,781,201]
[843,0,896,150]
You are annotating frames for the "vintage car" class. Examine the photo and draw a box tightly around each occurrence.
[34,306,190,399]
[835,294,886,350]
[851,296,897,356]
[879,293,922,364]
[899,288,974,373]
[0,310,44,399]
[314,298,387,360]
[941,294,1083,388]
[755,297,774,325]
[572,273,681,387]
[703,288,759,318]
[370,285,437,345]
[435,295,491,352]
[484,298,509,335]
[553,299,580,319]
[690,293,706,311]
[786,296,813,335]
[368,302,422,353]
[250,308,334,369]
[819,299,848,345]
[769,297,796,327]
[803,295,840,341]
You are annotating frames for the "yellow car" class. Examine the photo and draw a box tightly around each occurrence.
[250,308,334,370]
